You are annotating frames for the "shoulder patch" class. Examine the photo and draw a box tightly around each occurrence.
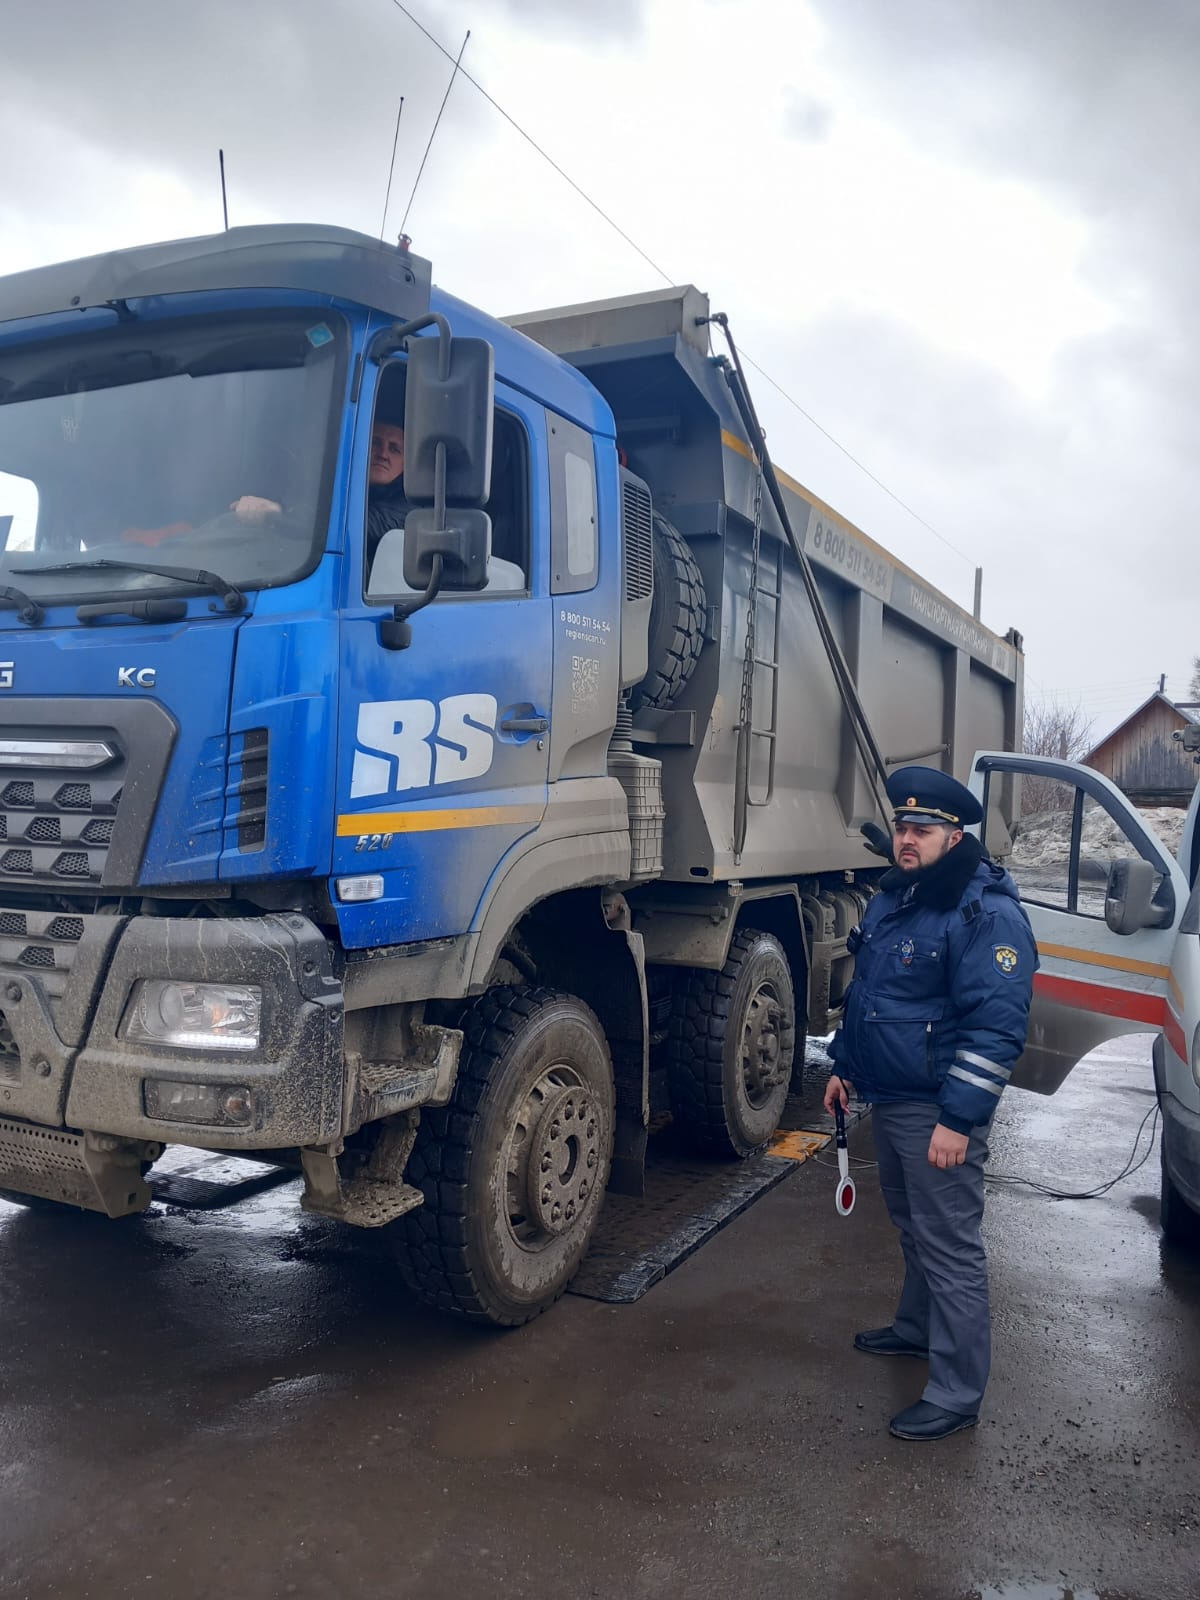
[993,944,1020,975]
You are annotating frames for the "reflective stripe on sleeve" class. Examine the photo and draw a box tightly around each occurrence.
[948,1065,1004,1097]
[956,1049,1012,1082]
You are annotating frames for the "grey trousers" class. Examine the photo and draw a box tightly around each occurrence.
[872,1101,991,1416]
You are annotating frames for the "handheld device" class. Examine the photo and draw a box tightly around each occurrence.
[834,1101,856,1216]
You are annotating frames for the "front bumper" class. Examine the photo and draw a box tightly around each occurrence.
[0,908,345,1149]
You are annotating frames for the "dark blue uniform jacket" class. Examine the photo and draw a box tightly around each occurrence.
[830,837,1038,1135]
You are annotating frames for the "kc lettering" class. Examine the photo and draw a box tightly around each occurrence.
[351,694,498,798]
[118,666,156,688]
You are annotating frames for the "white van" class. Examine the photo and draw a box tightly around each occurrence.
[969,748,1200,1247]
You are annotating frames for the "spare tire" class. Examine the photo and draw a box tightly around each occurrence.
[632,515,707,711]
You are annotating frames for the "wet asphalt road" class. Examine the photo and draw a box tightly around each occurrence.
[1,1035,1197,1600]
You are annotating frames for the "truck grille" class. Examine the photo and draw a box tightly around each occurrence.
[0,906,85,987]
[0,700,176,892]
[0,1012,19,1085]
[0,903,125,1051]
[0,773,124,887]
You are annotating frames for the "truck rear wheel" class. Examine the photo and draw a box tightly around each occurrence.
[397,987,615,1326]
[1160,1140,1200,1251]
[665,929,795,1158]
[632,515,706,711]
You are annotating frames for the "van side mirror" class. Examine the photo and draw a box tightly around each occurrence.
[404,334,494,506]
[1105,856,1167,934]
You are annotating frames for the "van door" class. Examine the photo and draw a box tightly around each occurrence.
[968,752,1189,1093]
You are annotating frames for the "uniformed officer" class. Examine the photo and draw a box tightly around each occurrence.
[824,765,1037,1441]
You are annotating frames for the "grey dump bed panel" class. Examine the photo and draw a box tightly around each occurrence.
[513,287,1024,885]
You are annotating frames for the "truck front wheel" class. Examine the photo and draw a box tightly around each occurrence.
[665,929,796,1158]
[397,987,615,1326]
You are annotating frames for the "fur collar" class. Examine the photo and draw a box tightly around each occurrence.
[880,832,984,912]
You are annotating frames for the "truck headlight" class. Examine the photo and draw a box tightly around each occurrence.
[125,980,262,1052]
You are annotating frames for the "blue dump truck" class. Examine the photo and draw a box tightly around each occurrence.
[0,226,1026,1323]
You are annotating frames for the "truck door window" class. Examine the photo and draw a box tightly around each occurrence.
[564,450,597,578]
[548,412,598,595]
[486,409,530,586]
[364,404,529,597]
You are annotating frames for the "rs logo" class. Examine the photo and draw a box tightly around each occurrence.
[118,667,156,688]
[351,695,497,798]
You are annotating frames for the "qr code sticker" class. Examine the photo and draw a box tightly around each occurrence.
[571,654,600,712]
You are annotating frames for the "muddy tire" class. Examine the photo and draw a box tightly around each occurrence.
[665,929,796,1159]
[396,987,615,1326]
[631,515,706,711]
[1160,1141,1200,1251]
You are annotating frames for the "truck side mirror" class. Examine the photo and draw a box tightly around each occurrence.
[402,507,490,592]
[1105,856,1164,934]
[404,335,494,506]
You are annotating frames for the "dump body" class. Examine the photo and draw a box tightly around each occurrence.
[508,287,1023,884]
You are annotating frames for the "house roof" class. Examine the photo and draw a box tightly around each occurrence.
[1085,692,1199,762]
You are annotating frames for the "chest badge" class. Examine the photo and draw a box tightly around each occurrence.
[994,944,1019,975]
[899,937,915,967]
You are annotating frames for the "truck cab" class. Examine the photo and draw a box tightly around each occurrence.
[968,748,1200,1248]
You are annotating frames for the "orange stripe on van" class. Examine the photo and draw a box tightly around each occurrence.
[1036,942,1171,981]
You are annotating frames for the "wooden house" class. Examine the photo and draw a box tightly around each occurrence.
[1084,693,1200,806]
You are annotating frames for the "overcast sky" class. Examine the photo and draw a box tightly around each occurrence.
[2,0,1196,742]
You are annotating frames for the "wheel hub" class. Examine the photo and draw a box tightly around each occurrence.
[522,1080,602,1238]
[742,984,786,1108]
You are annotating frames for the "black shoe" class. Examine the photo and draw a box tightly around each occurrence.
[889,1401,978,1441]
[853,1326,930,1359]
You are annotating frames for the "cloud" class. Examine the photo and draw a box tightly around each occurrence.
[469,0,646,38]
[784,92,834,143]
[784,0,1200,704]
[806,0,1200,305]
[0,0,507,265]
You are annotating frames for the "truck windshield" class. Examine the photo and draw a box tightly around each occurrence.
[0,309,344,603]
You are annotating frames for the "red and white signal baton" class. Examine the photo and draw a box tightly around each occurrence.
[834,1101,856,1216]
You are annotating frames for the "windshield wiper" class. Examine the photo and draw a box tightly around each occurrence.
[0,585,45,627]
[77,597,189,626]
[12,558,246,614]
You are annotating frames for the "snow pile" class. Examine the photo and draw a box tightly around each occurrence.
[1011,804,1185,879]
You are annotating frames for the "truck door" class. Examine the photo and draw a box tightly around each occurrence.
[335,387,552,947]
[968,752,1190,1094]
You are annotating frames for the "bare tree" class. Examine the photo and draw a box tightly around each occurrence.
[1189,655,1200,701]
[1020,694,1094,816]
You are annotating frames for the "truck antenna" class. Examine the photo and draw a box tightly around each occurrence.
[378,96,406,241]
[399,28,470,239]
[218,148,229,231]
